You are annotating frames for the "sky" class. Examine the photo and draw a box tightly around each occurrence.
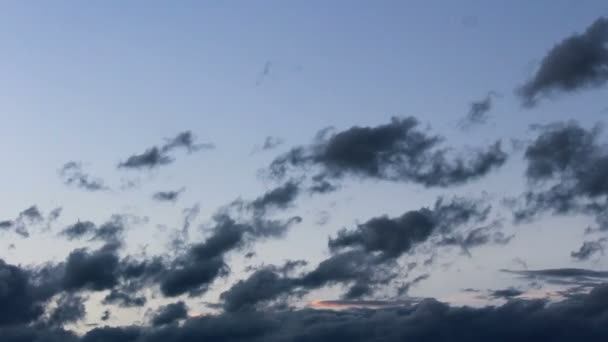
[1,1,608,341]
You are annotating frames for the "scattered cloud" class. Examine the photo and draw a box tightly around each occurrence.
[518,17,608,107]
[59,162,108,191]
[119,131,213,170]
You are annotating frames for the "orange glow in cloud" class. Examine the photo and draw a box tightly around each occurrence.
[309,299,418,310]
[188,312,207,318]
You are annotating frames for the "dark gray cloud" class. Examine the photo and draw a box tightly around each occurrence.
[151,302,188,326]
[221,250,395,312]
[118,147,174,170]
[329,197,491,260]
[504,268,608,278]
[397,274,430,295]
[221,267,298,312]
[440,221,512,254]
[61,245,121,292]
[308,175,339,194]
[59,162,107,191]
[161,214,301,297]
[46,294,86,327]
[269,117,507,188]
[261,136,283,151]
[0,205,46,238]
[249,181,300,215]
[61,221,97,240]
[511,121,608,229]
[518,17,608,106]
[103,289,146,307]
[221,197,496,311]
[0,220,13,230]
[179,203,200,242]
[119,131,213,170]
[459,92,499,128]
[5,261,608,342]
[44,282,608,341]
[489,288,524,300]
[101,310,110,321]
[0,259,56,326]
[161,131,214,154]
[59,215,131,245]
[571,238,607,261]
[152,189,184,203]
[503,268,608,289]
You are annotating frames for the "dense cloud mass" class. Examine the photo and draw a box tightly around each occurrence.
[519,17,608,106]
[4,283,608,342]
[269,117,507,189]
[0,259,53,325]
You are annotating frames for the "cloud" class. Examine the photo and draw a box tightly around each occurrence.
[269,117,507,188]
[571,238,607,261]
[59,162,107,191]
[0,259,56,325]
[489,288,524,300]
[397,274,430,295]
[502,268,608,289]
[511,121,608,229]
[102,289,146,307]
[61,221,97,240]
[59,215,136,246]
[161,213,301,297]
[328,197,491,260]
[0,205,46,238]
[118,147,174,170]
[518,17,608,106]
[261,136,283,151]
[248,181,300,215]
[53,283,608,341]
[161,131,214,154]
[459,92,499,128]
[151,302,189,326]
[220,197,496,310]
[0,220,14,230]
[220,267,298,312]
[119,131,213,170]
[61,245,121,292]
[221,250,395,311]
[46,294,86,327]
[439,221,512,254]
[179,203,200,242]
[152,189,185,203]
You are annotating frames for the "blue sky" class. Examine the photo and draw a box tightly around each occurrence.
[1,1,608,338]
